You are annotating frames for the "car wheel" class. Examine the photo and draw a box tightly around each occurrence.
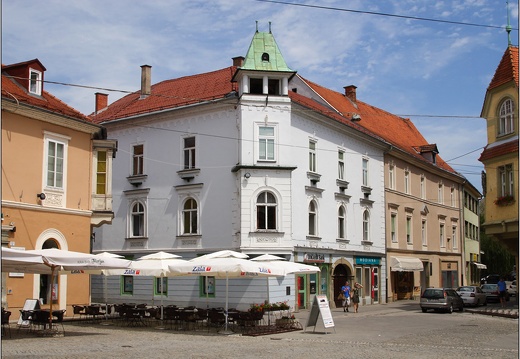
[448,304,453,313]
[483,299,487,306]
[421,308,427,313]
[459,305,464,312]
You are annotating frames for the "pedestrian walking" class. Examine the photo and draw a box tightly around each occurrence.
[352,282,363,313]
[498,277,507,308]
[341,281,351,312]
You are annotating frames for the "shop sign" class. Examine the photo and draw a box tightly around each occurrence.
[304,253,325,263]
[355,257,380,265]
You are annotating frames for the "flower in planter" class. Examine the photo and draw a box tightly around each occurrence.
[494,195,515,206]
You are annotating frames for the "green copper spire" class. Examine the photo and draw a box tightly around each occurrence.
[241,22,294,72]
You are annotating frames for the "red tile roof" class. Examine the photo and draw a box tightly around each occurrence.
[301,78,456,174]
[488,46,519,91]
[2,63,90,122]
[478,140,519,162]
[91,67,238,123]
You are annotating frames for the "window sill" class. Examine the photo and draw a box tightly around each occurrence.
[306,235,322,240]
[305,185,324,193]
[125,236,148,240]
[336,238,350,243]
[361,240,373,245]
[177,168,200,182]
[127,174,147,186]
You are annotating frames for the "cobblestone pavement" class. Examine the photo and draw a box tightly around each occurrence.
[2,300,518,359]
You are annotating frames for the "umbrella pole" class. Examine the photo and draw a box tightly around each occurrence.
[49,266,56,330]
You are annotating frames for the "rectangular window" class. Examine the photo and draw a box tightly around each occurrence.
[183,137,196,169]
[96,151,107,194]
[420,176,425,199]
[422,219,427,246]
[122,276,133,295]
[440,223,445,248]
[46,140,65,189]
[450,188,455,207]
[452,226,458,249]
[391,213,397,243]
[29,68,42,95]
[438,183,443,204]
[389,165,395,189]
[132,144,144,175]
[338,151,345,180]
[404,171,410,194]
[499,164,514,196]
[201,276,215,297]
[309,141,316,172]
[259,126,275,161]
[362,158,369,186]
[406,216,412,244]
[155,277,168,296]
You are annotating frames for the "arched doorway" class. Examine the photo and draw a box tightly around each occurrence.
[333,263,352,308]
[39,240,59,305]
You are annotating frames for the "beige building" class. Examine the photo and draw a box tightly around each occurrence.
[1,59,116,320]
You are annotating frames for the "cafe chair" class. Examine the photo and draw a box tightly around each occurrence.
[1,309,11,338]
[72,305,86,320]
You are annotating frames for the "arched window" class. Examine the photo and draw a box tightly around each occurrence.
[308,200,317,236]
[182,198,198,234]
[499,98,514,135]
[257,191,277,230]
[131,201,145,237]
[338,205,346,239]
[362,210,370,242]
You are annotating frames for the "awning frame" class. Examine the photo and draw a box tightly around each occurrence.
[390,256,424,272]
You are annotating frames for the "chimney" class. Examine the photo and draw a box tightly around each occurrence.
[140,65,152,99]
[95,92,108,114]
[232,56,245,67]
[344,85,357,102]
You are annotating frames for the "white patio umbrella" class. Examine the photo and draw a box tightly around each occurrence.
[169,251,284,334]
[94,252,125,320]
[2,247,131,330]
[104,251,189,323]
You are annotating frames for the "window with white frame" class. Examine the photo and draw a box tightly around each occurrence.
[309,140,317,172]
[420,176,425,199]
[390,213,397,243]
[404,170,410,194]
[498,98,514,136]
[499,164,514,197]
[362,210,370,242]
[29,68,42,95]
[256,191,277,230]
[44,133,68,190]
[440,223,445,248]
[96,150,107,194]
[155,277,167,296]
[406,216,412,244]
[421,219,427,246]
[182,198,198,234]
[389,164,395,189]
[183,137,196,169]
[258,126,275,161]
[362,158,369,186]
[338,151,345,180]
[338,205,346,239]
[450,187,455,207]
[438,183,443,204]
[452,225,458,249]
[130,200,146,237]
[132,144,144,175]
[122,276,134,295]
[308,200,317,236]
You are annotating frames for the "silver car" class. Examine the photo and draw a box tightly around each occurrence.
[420,288,464,313]
[456,286,487,307]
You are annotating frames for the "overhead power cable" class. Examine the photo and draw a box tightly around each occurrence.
[255,0,519,31]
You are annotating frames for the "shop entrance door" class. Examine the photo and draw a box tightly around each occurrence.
[297,274,307,309]
[372,267,379,304]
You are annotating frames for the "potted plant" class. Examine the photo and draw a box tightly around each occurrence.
[494,195,515,206]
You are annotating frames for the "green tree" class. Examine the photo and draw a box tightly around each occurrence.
[480,230,515,279]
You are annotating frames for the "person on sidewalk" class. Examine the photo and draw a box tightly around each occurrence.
[341,281,351,312]
[498,277,507,308]
[352,282,363,313]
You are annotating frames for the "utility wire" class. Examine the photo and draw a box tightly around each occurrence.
[255,0,519,31]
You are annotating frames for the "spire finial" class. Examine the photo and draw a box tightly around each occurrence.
[506,1,512,46]
[269,21,272,33]
[256,21,259,33]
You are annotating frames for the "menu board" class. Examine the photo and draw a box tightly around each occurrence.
[305,295,335,332]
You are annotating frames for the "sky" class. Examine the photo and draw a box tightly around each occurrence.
[2,0,519,193]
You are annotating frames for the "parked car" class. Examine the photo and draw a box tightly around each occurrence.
[480,274,500,284]
[506,280,517,297]
[420,288,464,313]
[480,283,509,302]
[455,286,487,307]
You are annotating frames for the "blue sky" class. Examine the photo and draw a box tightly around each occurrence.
[2,0,519,193]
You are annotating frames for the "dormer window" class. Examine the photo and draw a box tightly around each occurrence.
[29,68,42,95]
[498,98,514,136]
[261,52,270,62]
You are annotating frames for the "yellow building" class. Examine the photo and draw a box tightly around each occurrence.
[479,45,519,278]
[1,59,116,320]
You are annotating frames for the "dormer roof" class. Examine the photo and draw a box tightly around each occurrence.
[487,45,519,91]
[241,29,294,73]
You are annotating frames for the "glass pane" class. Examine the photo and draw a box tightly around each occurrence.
[267,206,276,229]
[257,205,266,229]
[266,192,276,203]
[259,139,266,159]
[266,139,274,160]
[184,137,195,148]
[259,127,274,136]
